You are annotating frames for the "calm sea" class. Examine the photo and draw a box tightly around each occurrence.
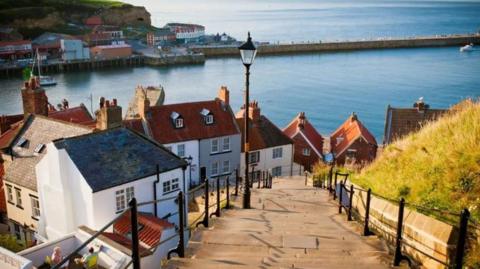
[1,1,480,141]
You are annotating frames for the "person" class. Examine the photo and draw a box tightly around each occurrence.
[75,247,98,269]
[51,246,62,265]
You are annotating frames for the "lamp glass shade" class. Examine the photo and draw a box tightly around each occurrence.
[238,32,257,66]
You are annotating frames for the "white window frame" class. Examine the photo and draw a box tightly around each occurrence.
[14,188,22,207]
[222,160,230,174]
[163,181,171,194]
[249,151,260,164]
[6,185,13,203]
[211,139,219,153]
[205,114,214,125]
[303,148,311,156]
[115,189,126,212]
[171,178,179,191]
[177,144,185,157]
[14,224,21,240]
[175,118,183,128]
[272,147,283,159]
[272,166,282,177]
[126,186,135,203]
[222,137,230,151]
[211,161,219,176]
[31,196,40,219]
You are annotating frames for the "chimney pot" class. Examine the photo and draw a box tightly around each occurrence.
[218,86,230,105]
[113,99,117,106]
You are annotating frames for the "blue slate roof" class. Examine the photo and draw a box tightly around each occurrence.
[54,127,186,192]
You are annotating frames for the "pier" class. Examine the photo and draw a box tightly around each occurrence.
[193,34,480,57]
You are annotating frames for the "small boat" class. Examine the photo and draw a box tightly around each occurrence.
[32,49,57,86]
[460,43,475,52]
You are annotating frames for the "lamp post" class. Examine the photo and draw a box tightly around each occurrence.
[239,32,257,209]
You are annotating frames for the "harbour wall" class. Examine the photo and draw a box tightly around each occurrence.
[143,54,205,66]
[192,34,480,57]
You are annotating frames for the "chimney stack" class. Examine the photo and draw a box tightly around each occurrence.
[136,87,150,119]
[21,77,48,117]
[218,86,230,105]
[413,97,429,112]
[298,112,306,129]
[95,97,122,130]
[248,101,261,122]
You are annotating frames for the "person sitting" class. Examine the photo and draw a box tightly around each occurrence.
[51,246,62,265]
[75,247,98,269]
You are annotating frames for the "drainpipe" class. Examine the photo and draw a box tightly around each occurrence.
[182,165,188,232]
[153,164,160,217]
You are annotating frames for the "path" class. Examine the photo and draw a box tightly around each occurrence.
[168,176,393,268]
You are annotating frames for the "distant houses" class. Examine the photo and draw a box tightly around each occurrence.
[147,23,206,47]
[383,98,446,144]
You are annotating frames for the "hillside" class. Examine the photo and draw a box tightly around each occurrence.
[353,99,480,222]
[0,0,151,38]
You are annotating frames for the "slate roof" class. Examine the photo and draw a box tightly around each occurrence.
[330,113,377,157]
[236,114,293,152]
[32,32,75,48]
[147,100,240,144]
[113,212,174,248]
[4,115,91,191]
[53,127,186,192]
[283,112,324,156]
[383,105,446,144]
[48,105,94,125]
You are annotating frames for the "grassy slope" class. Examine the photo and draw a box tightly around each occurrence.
[352,99,480,223]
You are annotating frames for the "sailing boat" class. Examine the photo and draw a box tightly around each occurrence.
[32,49,57,86]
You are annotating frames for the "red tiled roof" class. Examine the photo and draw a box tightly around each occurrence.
[0,122,22,150]
[0,40,31,46]
[101,232,151,257]
[85,16,102,26]
[48,105,94,125]
[236,114,293,152]
[123,119,145,135]
[113,212,174,248]
[147,100,240,144]
[330,114,377,157]
[283,113,324,155]
[0,114,23,134]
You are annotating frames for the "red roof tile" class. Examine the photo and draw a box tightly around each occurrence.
[330,113,377,157]
[123,119,145,135]
[283,112,324,155]
[101,232,151,257]
[48,105,94,125]
[0,114,23,134]
[147,100,240,144]
[0,40,31,46]
[0,123,22,150]
[113,212,174,248]
[0,161,6,213]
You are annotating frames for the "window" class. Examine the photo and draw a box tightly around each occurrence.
[222,137,230,151]
[171,178,179,191]
[116,189,126,212]
[14,224,21,240]
[249,151,260,164]
[14,188,22,208]
[34,143,45,154]
[175,118,184,128]
[222,160,230,174]
[177,144,185,157]
[31,196,40,219]
[163,181,171,193]
[272,148,283,159]
[211,139,219,153]
[272,166,282,177]
[6,185,13,203]
[211,162,219,176]
[126,186,135,203]
[303,148,311,156]
[16,137,28,148]
[205,114,214,125]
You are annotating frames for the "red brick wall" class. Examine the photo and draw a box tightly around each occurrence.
[21,87,48,117]
[292,133,321,171]
[335,137,377,165]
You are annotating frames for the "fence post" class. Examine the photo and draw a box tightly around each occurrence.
[234,169,239,196]
[393,198,405,266]
[348,185,354,221]
[129,198,141,269]
[333,173,338,200]
[168,192,185,258]
[363,189,372,236]
[305,172,308,186]
[338,182,343,214]
[210,177,221,218]
[258,171,261,188]
[269,174,273,188]
[226,176,231,209]
[196,178,209,228]
[454,209,470,269]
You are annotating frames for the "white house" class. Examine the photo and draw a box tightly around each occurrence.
[36,127,188,265]
[60,39,90,61]
[236,101,294,178]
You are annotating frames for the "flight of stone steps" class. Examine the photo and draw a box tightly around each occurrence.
[167,176,394,269]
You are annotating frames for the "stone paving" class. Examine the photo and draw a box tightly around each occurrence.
[168,176,393,269]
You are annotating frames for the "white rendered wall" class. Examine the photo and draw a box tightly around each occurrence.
[240,144,293,177]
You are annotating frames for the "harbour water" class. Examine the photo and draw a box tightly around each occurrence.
[1,46,479,141]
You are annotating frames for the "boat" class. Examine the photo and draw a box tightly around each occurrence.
[460,43,475,52]
[31,49,57,86]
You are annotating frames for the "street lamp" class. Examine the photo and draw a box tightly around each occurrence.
[239,32,257,209]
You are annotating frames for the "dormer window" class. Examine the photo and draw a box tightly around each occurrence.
[200,108,214,125]
[170,112,184,128]
[16,137,28,148]
[34,143,45,154]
